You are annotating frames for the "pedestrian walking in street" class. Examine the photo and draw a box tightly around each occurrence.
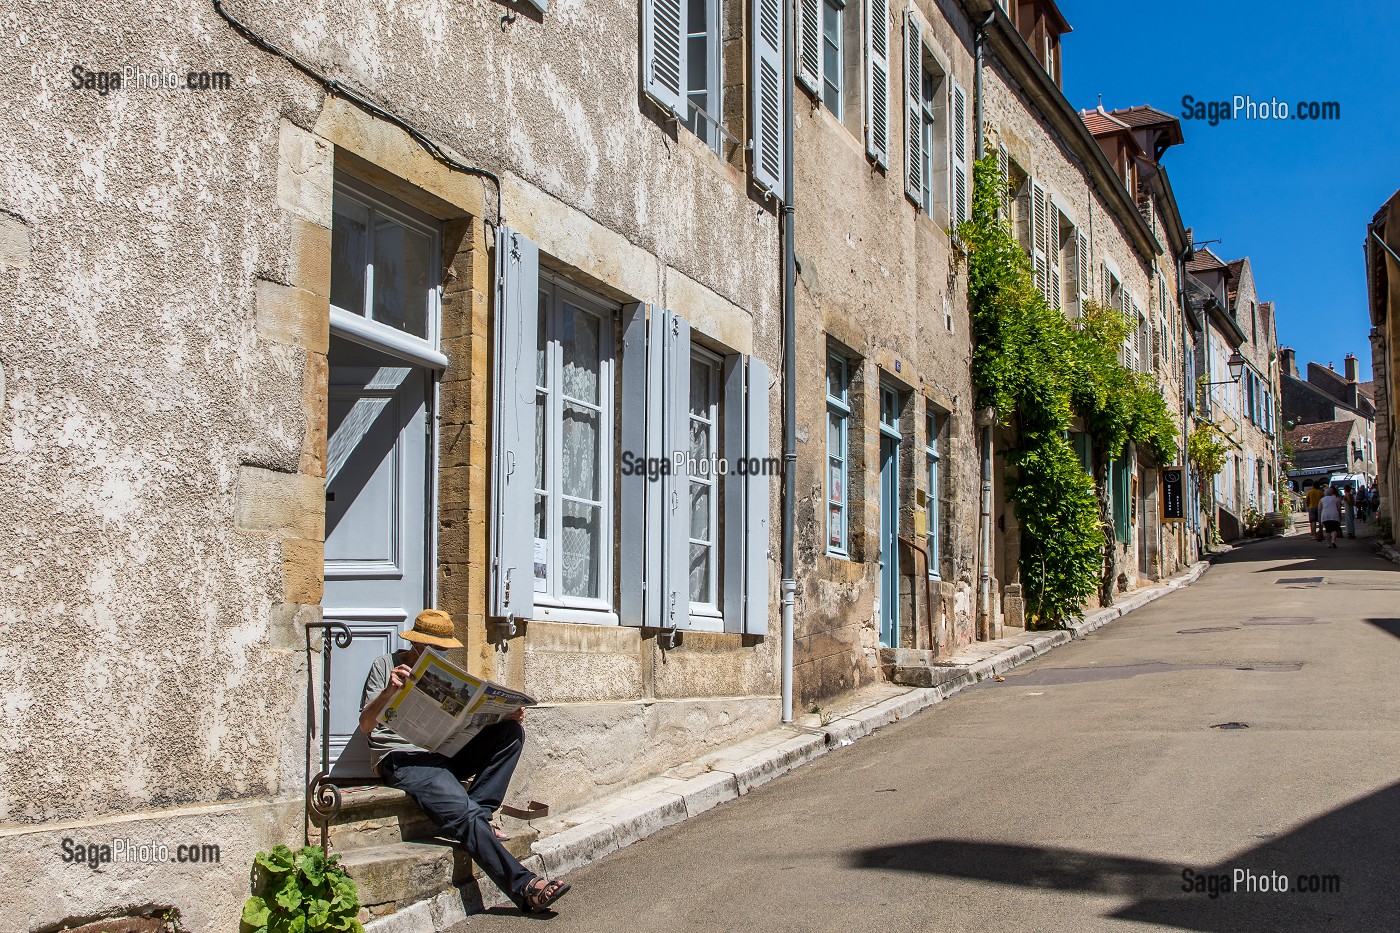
[1319,486,1344,548]
[1356,485,1370,522]
[1344,485,1357,538]
[359,610,573,914]
[1305,480,1326,540]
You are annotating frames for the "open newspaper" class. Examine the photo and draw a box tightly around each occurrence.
[378,650,536,758]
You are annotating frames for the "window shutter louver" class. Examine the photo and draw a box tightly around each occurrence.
[996,142,1009,218]
[1049,252,1061,313]
[744,357,772,635]
[904,11,923,206]
[642,0,686,116]
[1031,181,1047,299]
[1101,263,1111,307]
[797,0,821,92]
[490,226,539,624]
[866,0,891,167]
[950,79,968,223]
[752,0,785,195]
[1077,232,1090,315]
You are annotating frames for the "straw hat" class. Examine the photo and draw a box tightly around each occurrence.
[401,609,463,648]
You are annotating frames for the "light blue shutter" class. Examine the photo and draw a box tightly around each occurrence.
[662,312,694,632]
[722,356,747,632]
[720,356,771,635]
[904,11,922,206]
[752,0,785,195]
[643,0,686,116]
[797,0,821,93]
[865,0,890,167]
[744,358,772,635]
[619,303,649,627]
[641,306,669,627]
[490,226,538,623]
[949,77,968,223]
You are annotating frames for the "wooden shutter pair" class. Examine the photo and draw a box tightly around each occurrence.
[642,0,785,196]
[491,227,770,636]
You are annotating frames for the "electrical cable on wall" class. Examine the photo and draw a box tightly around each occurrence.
[212,0,504,226]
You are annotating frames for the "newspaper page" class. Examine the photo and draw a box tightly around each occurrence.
[379,650,535,756]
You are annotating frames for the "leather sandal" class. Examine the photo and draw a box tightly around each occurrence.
[522,876,571,913]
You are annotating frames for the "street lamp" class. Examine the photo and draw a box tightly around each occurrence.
[1203,349,1246,386]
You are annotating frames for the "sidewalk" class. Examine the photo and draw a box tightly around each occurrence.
[363,558,1211,931]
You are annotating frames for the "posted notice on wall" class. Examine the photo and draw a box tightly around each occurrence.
[378,650,535,757]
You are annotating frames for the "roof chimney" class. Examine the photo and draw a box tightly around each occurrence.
[1344,353,1359,383]
[1279,346,1297,379]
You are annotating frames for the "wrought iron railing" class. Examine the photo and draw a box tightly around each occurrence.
[305,619,353,851]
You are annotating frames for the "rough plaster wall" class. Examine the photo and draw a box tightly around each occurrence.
[0,796,303,932]
[788,10,978,704]
[1231,261,1278,508]
[0,0,329,825]
[981,58,1168,593]
[239,0,779,327]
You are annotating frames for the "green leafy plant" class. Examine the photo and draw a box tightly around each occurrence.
[1187,422,1229,546]
[960,151,1179,623]
[240,845,364,933]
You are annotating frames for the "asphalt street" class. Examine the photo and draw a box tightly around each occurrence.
[467,529,1400,932]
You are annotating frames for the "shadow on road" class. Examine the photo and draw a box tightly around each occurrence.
[1364,618,1400,641]
[1194,533,1400,574]
[850,781,1400,931]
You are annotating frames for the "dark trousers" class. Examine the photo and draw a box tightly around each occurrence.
[380,720,535,905]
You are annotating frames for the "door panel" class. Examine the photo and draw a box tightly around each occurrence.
[323,343,430,776]
[879,436,899,648]
[878,385,901,649]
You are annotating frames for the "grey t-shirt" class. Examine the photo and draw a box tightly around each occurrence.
[361,651,430,772]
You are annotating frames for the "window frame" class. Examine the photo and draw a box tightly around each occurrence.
[820,0,844,117]
[684,0,723,151]
[532,273,620,625]
[329,177,443,354]
[687,346,725,628]
[826,351,852,558]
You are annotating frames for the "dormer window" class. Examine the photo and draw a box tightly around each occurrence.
[1012,0,1071,86]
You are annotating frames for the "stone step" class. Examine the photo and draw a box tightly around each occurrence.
[340,832,541,924]
[340,840,473,912]
[316,783,539,855]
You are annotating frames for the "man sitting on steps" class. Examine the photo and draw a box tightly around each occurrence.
[359,609,571,914]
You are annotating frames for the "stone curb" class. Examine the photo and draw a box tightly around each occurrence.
[1378,541,1400,565]
[376,558,1212,932]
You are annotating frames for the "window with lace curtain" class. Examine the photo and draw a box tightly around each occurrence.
[533,276,616,618]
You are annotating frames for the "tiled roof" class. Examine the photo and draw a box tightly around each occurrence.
[1225,258,1247,305]
[1259,300,1273,334]
[1107,105,1179,129]
[1185,247,1227,273]
[1080,107,1131,136]
[1285,420,1355,451]
[1306,361,1350,399]
[1357,380,1376,402]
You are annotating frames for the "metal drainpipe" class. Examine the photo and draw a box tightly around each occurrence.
[780,0,797,723]
[973,11,994,641]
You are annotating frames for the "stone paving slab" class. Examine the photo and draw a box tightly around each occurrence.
[366,558,1212,931]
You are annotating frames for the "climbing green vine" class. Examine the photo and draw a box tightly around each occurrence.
[959,151,1180,623]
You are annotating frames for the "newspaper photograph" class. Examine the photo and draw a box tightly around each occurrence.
[379,650,536,757]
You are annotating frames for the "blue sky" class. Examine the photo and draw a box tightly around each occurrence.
[1060,0,1400,378]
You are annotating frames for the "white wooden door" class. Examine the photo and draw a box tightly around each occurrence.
[323,338,430,776]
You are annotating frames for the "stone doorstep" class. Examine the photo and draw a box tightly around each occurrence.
[361,559,1211,931]
[343,833,540,921]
